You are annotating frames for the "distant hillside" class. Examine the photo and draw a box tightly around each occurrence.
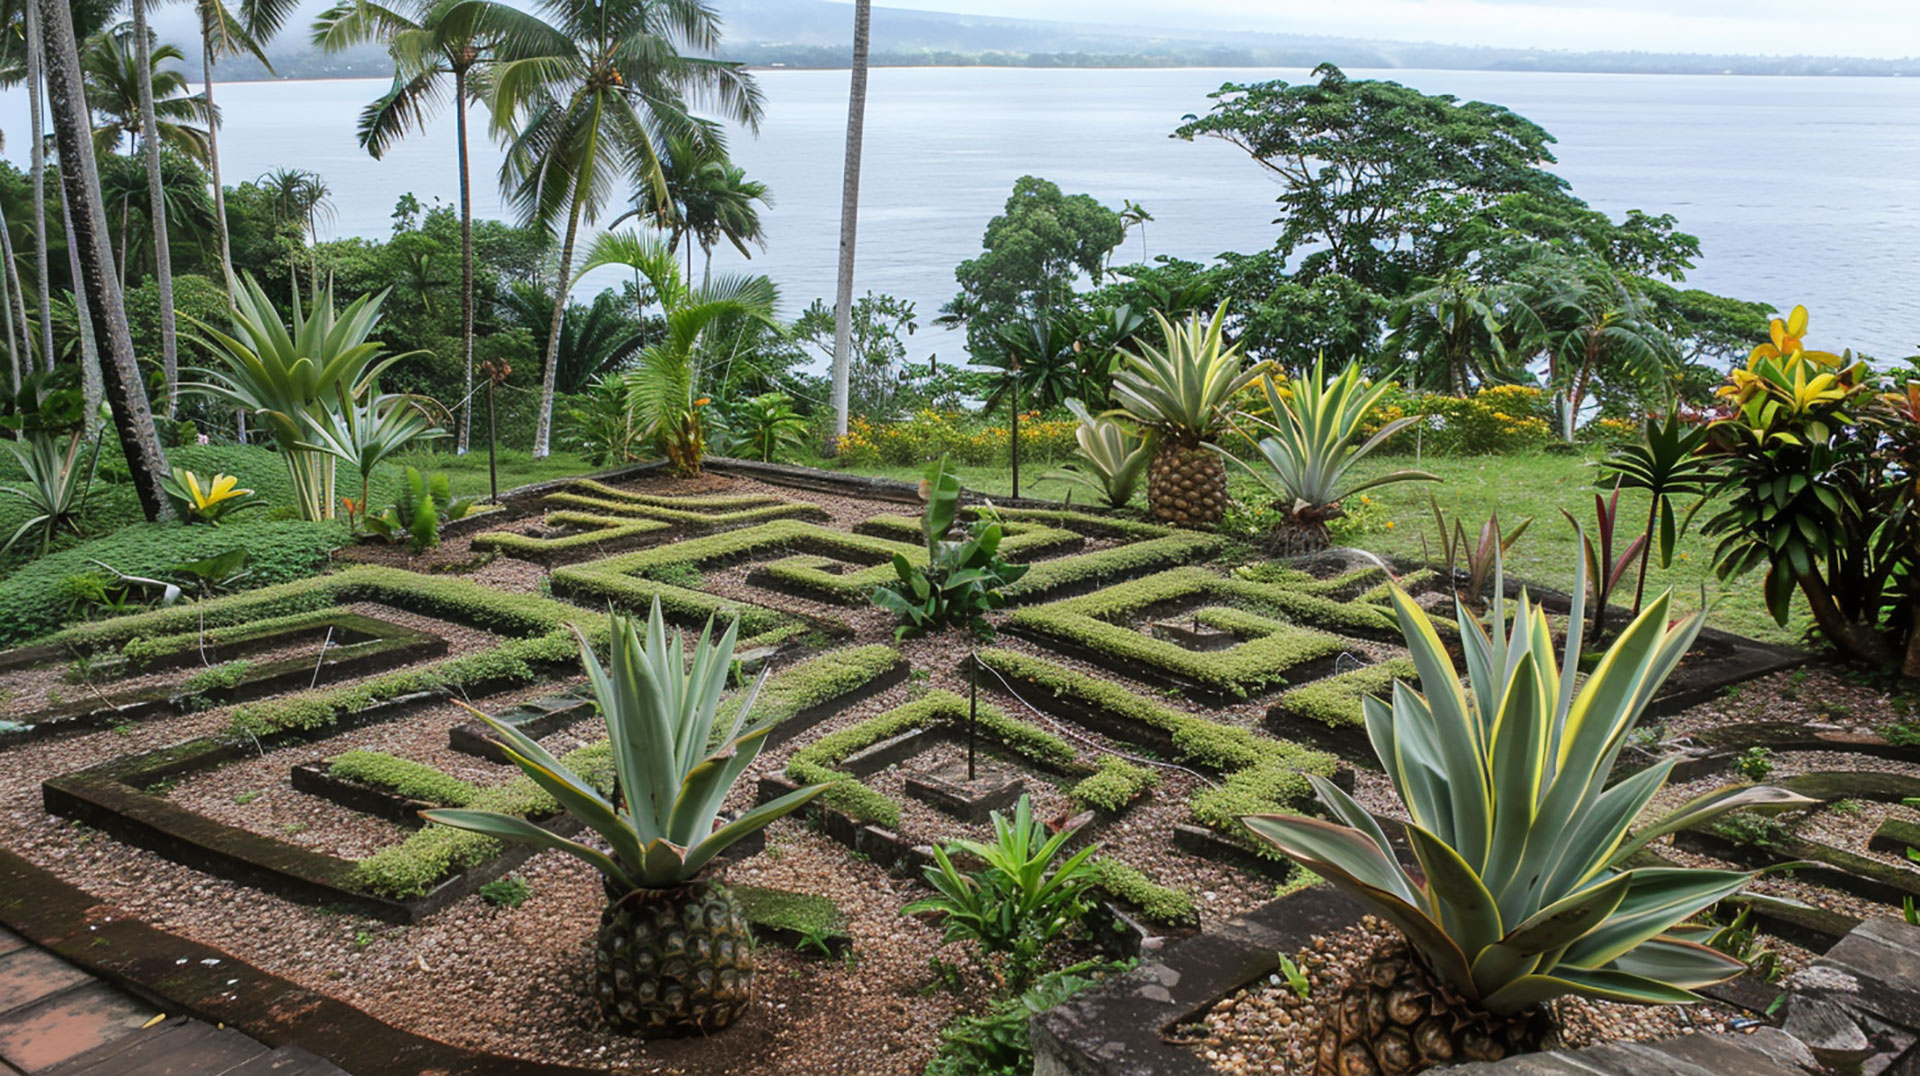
[152,0,1920,80]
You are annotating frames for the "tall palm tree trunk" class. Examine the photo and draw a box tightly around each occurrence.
[24,0,52,372]
[60,194,104,428]
[829,0,871,446]
[0,198,29,390]
[200,16,234,283]
[129,0,179,417]
[532,190,585,458]
[455,65,475,454]
[36,0,172,520]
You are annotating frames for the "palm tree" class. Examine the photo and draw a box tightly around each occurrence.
[614,131,771,283]
[458,0,764,458]
[1521,260,1676,439]
[184,0,299,287]
[829,0,870,447]
[312,0,499,454]
[1386,272,1525,395]
[498,279,644,396]
[579,229,777,476]
[124,1,183,416]
[0,131,33,388]
[13,0,54,370]
[256,166,332,287]
[80,28,213,161]
[98,152,216,287]
[33,0,172,519]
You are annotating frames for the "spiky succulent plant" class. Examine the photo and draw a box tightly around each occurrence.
[425,600,831,891]
[1244,555,1814,1069]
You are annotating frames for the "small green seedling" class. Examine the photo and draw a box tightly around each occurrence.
[1275,952,1311,1000]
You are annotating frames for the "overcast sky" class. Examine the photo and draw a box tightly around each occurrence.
[841,0,1920,59]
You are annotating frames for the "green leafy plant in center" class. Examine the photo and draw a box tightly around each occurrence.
[872,458,1029,641]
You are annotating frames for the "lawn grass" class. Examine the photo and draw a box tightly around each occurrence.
[829,450,1806,646]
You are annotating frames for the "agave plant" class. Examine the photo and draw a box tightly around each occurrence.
[299,389,449,520]
[1234,356,1437,548]
[1043,399,1153,509]
[1,431,96,555]
[1108,304,1269,526]
[424,602,832,1036]
[1243,555,1815,1074]
[186,274,417,521]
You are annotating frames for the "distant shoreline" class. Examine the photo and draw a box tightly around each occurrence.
[205,63,1915,85]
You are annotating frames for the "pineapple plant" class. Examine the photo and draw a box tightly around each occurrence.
[1109,304,1267,526]
[424,601,831,1036]
[1243,555,1816,1075]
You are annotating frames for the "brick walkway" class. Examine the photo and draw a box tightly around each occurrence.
[0,927,348,1076]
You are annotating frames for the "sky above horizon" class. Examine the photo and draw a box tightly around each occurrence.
[839,0,1920,59]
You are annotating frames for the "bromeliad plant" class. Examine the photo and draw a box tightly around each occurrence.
[1425,496,1532,610]
[872,458,1029,641]
[1231,355,1437,550]
[0,430,97,555]
[187,274,424,522]
[162,469,259,527]
[903,794,1098,991]
[423,602,833,1036]
[1044,398,1153,509]
[1243,555,1815,1075]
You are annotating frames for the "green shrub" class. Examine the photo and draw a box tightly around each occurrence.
[1071,756,1159,812]
[1275,657,1418,729]
[329,750,478,807]
[1085,858,1196,925]
[0,521,346,645]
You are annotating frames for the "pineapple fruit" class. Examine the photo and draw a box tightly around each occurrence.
[425,601,831,1036]
[1110,304,1266,526]
[1244,556,1816,1075]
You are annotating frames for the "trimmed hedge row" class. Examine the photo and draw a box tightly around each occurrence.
[1071,755,1159,812]
[1085,856,1197,926]
[1007,568,1350,698]
[731,644,902,731]
[118,607,351,668]
[470,511,670,559]
[548,521,825,636]
[328,749,479,807]
[750,520,1081,605]
[1003,533,1227,602]
[975,648,1338,857]
[561,479,784,510]
[543,491,828,528]
[786,691,1081,828]
[1274,657,1418,729]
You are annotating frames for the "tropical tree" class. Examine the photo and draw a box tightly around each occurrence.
[313,0,501,453]
[1386,272,1526,395]
[255,166,332,287]
[184,0,301,286]
[497,279,645,396]
[33,0,172,519]
[458,0,764,458]
[97,151,216,287]
[80,27,213,161]
[615,131,771,282]
[1520,260,1676,438]
[829,0,871,445]
[579,229,778,476]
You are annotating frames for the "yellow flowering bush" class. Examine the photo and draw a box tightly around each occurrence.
[1360,383,1552,455]
[838,411,1078,468]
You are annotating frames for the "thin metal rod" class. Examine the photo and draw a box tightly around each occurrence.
[967,651,978,782]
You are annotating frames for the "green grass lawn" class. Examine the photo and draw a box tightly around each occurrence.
[829,450,1807,647]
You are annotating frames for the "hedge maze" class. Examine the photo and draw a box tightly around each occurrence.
[9,475,1488,945]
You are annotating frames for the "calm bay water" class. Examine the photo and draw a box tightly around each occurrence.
[6,66,1918,365]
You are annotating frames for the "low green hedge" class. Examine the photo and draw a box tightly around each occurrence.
[976,648,1338,856]
[0,520,347,646]
[119,607,351,668]
[1007,568,1349,698]
[469,511,670,558]
[543,490,826,527]
[786,691,1080,828]
[1003,533,1227,602]
[1274,657,1417,729]
[561,479,783,510]
[751,520,1081,605]
[1085,857,1197,926]
[1071,756,1159,812]
[735,644,901,730]
[329,750,479,807]
[548,521,823,636]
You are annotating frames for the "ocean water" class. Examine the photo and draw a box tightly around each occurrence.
[5,65,1918,366]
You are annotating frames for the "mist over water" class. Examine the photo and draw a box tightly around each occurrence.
[6,66,1917,368]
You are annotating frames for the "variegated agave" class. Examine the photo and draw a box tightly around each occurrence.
[1244,556,1814,1073]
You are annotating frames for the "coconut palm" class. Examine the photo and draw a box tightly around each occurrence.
[580,229,778,476]
[614,132,770,283]
[33,0,173,519]
[453,0,764,459]
[312,0,501,454]
[80,27,213,161]
[255,166,332,288]
[183,0,299,287]
[829,0,870,445]
[496,279,646,396]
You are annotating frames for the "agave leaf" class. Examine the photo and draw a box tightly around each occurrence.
[1406,822,1503,960]
[496,744,644,873]
[1536,758,1676,900]
[1608,784,1820,869]
[1608,935,1749,990]
[1558,867,1753,970]
[682,780,835,878]
[1481,964,1704,1013]
[421,808,635,890]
